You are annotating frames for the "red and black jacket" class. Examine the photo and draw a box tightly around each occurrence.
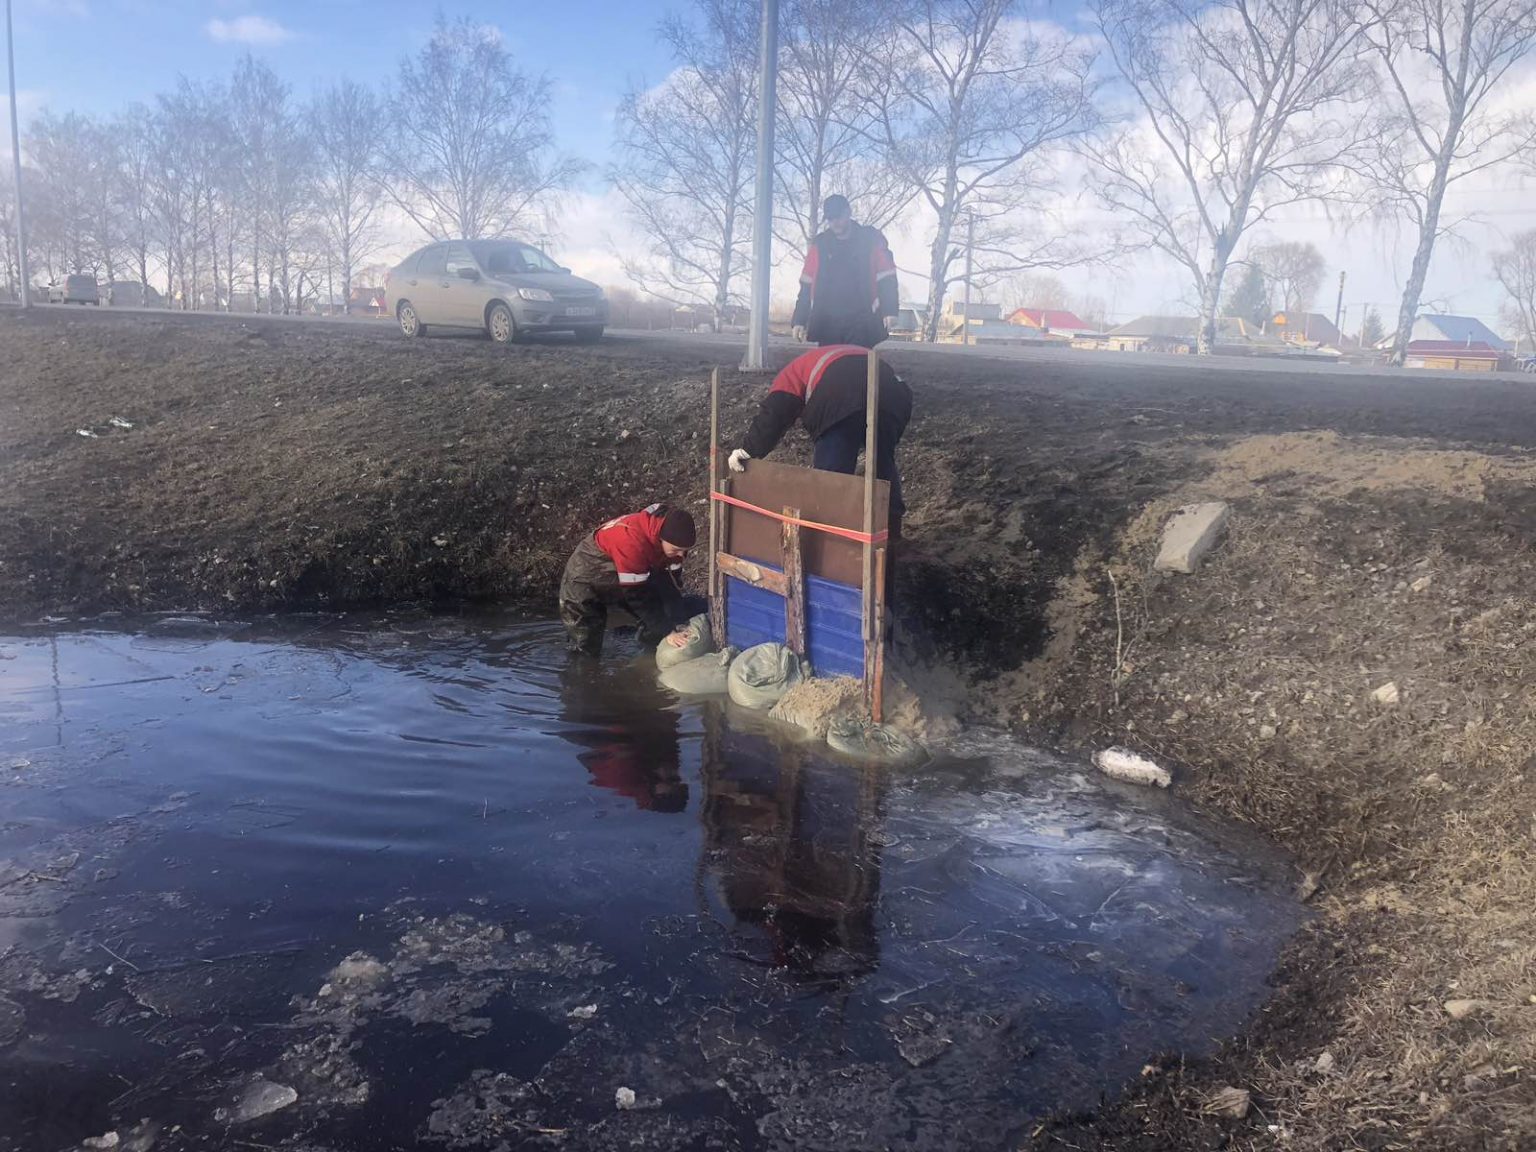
[791,224,900,344]
[742,346,912,460]
[592,505,683,591]
[566,504,687,638]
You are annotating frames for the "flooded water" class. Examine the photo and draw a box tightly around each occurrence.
[0,613,1302,1152]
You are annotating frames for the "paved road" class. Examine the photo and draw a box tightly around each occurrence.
[13,298,1536,383]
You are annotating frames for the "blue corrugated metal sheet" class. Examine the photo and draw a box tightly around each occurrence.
[724,561,865,680]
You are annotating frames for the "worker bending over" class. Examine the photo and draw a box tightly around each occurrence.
[560,504,698,656]
[728,345,911,540]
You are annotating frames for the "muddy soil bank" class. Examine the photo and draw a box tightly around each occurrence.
[3,307,1536,1149]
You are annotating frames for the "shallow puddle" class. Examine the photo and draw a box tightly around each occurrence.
[0,612,1302,1151]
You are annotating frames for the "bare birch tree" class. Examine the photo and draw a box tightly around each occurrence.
[116,107,160,297]
[232,56,286,309]
[27,111,99,276]
[147,102,192,303]
[310,80,385,313]
[1003,270,1070,308]
[610,0,758,325]
[387,16,581,240]
[1492,229,1536,351]
[775,0,914,253]
[0,177,18,299]
[1362,0,1536,364]
[871,0,1100,342]
[1088,0,1371,353]
[150,82,217,306]
[82,119,125,285]
[1250,239,1326,313]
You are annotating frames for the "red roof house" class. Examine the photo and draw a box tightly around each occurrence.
[1007,308,1095,334]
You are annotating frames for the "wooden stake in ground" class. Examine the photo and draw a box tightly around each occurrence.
[708,366,726,646]
[782,506,806,658]
[862,351,880,718]
[872,545,886,724]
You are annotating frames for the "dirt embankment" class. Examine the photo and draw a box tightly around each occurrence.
[3,308,1535,1150]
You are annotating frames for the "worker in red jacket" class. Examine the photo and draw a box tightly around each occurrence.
[727,346,912,540]
[559,504,699,656]
[791,195,900,349]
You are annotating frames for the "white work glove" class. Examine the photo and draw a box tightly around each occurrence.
[882,314,896,331]
[728,448,751,473]
[791,325,807,343]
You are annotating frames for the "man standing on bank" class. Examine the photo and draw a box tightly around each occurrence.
[791,195,900,349]
[559,503,699,656]
[727,346,912,541]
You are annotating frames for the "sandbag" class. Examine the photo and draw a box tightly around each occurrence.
[1092,747,1172,788]
[658,648,738,695]
[727,643,805,710]
[768,676,863,740]
[826,715,928,766]
[655,613,713,670]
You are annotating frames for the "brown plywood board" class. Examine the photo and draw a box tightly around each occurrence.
[724,460,889,587]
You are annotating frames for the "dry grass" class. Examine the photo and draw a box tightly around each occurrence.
[1013,431,1536,1150]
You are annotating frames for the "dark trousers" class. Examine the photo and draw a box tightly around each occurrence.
[812,413,905,532]
[558,571,705,657]
[813,413,904,603]
[810,311,886,349]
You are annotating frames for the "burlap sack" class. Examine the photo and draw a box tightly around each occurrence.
[726,643,805,710]
[826,714,927,766]
[655,614,713,670]
[658,647,738,695]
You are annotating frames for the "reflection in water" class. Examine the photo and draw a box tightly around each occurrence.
[0,614,1303,1152]
[556,657,688,813]
[701,708,882,982]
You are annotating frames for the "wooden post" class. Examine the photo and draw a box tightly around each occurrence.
[871,546,887,723]
[782,506,806,658]
[708,367,727,647]
[862,351,880,716]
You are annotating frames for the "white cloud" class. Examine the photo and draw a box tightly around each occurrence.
[205,15,294,46]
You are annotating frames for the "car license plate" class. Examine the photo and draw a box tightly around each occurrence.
[565,306,596,317]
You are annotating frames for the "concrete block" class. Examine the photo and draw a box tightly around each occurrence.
[1155,502,1232,574]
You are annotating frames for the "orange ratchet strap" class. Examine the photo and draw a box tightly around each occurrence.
[710,490,889,545]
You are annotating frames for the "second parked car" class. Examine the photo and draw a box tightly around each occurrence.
[385,240,608,344]
[47,275,100,305]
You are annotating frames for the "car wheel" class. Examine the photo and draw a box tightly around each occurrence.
[397,301,425,338]
[573,325,604,344]
[487,302,517,344]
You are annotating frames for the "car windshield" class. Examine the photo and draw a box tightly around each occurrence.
[470,242,563,276]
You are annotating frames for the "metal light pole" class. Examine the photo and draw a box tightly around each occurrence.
[5,0,29,308]
[1333,270,1345,337]
[740,0,778,372]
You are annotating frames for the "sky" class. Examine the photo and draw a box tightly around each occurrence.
[5,0,1536,334]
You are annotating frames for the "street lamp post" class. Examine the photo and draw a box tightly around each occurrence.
[5,0,27,308]
[740,0,778,372]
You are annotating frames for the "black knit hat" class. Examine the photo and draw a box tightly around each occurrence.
[823,194,851,220]
[660,508,697,548]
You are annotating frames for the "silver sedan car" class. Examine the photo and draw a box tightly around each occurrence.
[384,240,609,343]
